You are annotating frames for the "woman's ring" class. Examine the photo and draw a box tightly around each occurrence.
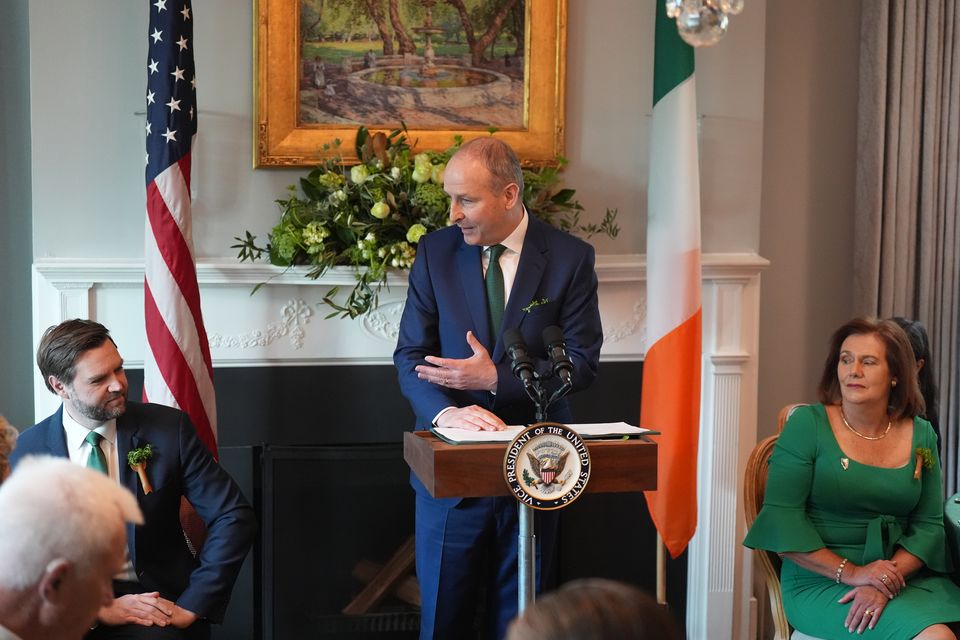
[880,574,889,584]
[865,610,874,617]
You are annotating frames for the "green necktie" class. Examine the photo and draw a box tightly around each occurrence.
[84,430,108,475]
[485,244,507,336]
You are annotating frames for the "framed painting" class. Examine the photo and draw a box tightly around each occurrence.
[254,0,566,167]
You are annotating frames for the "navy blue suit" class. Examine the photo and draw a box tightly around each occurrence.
[10,402,256,627]
[394,216,602,638]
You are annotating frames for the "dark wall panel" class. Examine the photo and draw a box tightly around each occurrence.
[128,361,644,447]
[129,361,687,637]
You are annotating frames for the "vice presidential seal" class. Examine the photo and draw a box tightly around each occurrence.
[503,422,591,510]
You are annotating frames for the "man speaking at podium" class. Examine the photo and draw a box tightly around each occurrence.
[394,137,602,639]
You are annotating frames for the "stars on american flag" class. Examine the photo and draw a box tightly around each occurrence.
[145,0,196,179]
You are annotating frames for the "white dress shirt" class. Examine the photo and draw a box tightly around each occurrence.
[61,408,119,482]
[481,208,528,307]
[61,405,136,581]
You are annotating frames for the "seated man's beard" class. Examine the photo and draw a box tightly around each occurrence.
[71,393,127,422]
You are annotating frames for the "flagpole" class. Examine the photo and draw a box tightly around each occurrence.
[656,533,667,605]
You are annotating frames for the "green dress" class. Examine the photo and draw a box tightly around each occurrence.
[744,403,960,639]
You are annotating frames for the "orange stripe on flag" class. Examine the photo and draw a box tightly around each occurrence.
[642,309,701,558]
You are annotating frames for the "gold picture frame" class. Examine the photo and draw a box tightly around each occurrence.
[254,0,566,167]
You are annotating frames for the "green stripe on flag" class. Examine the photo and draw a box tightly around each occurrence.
[653,2,694,108]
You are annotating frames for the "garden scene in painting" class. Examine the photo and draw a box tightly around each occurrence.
[298,0,526,129]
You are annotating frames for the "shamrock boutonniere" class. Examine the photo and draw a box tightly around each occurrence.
[522,297,550,314]
[127,444,154,494]
[914,447,935,480]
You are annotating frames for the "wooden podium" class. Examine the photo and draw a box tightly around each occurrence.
[404,430,658,498]
[392,429,659,616]
[343,432,657,616]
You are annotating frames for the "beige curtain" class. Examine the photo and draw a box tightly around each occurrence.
[854,0,960,492]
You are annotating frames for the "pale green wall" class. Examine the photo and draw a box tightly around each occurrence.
[21,0,862,439]
[757,0,860,434]
[27,0,766,260]
[0,0,33,428]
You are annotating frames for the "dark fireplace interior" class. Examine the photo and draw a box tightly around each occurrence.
[127,361,687,639]
[260,444,418,638]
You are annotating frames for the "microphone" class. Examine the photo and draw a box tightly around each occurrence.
[542,326,573,388]
[503,328,536,389]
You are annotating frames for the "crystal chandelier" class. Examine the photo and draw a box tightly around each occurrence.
[666,0,745,48]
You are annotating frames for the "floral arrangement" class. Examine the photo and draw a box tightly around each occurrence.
[233,126,618,319]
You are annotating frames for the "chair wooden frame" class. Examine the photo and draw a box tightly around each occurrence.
[744,434,791,640]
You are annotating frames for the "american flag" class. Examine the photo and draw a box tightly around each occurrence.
[143,0,218,460]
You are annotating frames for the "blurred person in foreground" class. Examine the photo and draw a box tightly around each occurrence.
[0,415,16,483]
[0,455,143,640]
[10,319,256,639]
[891,317,941,454]
[745,317,960,639]
[505,578,681,640]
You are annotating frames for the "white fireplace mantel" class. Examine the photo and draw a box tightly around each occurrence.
[32,252,768,639]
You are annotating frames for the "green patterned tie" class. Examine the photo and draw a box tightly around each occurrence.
[485,244,507,336]
[84,430,108,475]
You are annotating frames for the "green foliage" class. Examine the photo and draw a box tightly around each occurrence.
[127,444,154,466]
[523,468,536,487]
[233,126,618,319]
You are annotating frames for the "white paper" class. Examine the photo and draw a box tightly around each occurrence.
[431,422,652,444]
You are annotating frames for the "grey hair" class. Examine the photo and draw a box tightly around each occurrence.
[0,455,143,590]
[455,137,524,194]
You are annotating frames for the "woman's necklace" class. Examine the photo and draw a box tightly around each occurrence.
[840,408,892,441]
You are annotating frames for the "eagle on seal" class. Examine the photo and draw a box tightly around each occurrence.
[526,452,569,486]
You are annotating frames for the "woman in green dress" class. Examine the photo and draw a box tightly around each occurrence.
[745,317,960,639]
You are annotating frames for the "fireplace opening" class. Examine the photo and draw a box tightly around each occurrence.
[259,444,419,639]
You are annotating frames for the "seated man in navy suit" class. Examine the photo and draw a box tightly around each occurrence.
[394,138,603,639]
[10,319,256,639]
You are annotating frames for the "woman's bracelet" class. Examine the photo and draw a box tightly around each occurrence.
[835,557,849,584]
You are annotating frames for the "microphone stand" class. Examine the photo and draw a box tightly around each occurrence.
[511,347,572,613]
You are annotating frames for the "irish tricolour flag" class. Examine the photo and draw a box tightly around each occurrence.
[642,3,703,559]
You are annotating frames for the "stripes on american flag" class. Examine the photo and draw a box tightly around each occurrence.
[144,0,218,458]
